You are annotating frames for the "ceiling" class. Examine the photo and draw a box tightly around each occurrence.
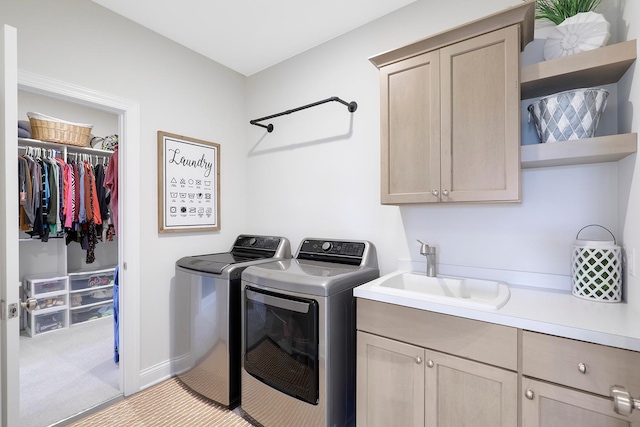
[90,0,416,76]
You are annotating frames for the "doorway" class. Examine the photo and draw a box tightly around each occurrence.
[14,69,141,425]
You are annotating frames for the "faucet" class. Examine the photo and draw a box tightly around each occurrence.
[417,239,436,277]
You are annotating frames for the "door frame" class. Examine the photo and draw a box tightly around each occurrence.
[16,70,142,398]
[1,23,20,427]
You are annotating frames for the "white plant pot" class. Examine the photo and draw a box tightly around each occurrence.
[543,11,610,61]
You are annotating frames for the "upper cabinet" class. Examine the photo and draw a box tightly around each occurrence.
[371,2,535,205]
[520,40,637,169]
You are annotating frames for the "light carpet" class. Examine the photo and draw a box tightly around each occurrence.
[69,378,253,427]
[20,317,120,427]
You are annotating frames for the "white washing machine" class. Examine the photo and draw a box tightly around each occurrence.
[241,238,379,426]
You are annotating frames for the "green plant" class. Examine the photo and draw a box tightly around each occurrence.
[531,0,603,25]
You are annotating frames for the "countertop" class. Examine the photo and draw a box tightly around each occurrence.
[354,274,640,352]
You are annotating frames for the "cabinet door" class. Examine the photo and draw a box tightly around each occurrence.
[440,25,520,202]
[357,331,425,427]
[522,378,640,427]
[380,51,440,204]
[425,349,517,426]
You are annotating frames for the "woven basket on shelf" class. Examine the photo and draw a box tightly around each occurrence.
[27,112,93,147]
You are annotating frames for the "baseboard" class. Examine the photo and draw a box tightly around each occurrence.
[138,353,191,391]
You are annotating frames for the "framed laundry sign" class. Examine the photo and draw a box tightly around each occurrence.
[157,131,220,233]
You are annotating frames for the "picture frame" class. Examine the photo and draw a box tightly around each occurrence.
[157,131,220,233]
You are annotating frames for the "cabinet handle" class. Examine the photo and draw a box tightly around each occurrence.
[442,189,449,196]
[415,356,422,364]
[611,385,640,416]
[426,359,434,368]
[431,190,439,197]
[578,362,587,374]
[525,389,535,400]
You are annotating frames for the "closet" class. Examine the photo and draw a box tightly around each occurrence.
[17,91,119,335]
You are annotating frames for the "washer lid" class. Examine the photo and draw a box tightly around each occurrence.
[242,259,379,297]
[176,252,266,274]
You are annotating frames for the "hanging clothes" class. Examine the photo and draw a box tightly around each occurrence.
[104,145,119,236]
[18,147,114,262]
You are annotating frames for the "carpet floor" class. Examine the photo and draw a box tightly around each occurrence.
[20,317,120,427]
[69,378,253,427]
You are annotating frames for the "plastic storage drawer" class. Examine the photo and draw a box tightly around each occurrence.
[27,292,67,311]
[23,275,68,296]
[68,268,115,291]
[70,287,114,308]
[70,301,114,325]
[25,307,67,337]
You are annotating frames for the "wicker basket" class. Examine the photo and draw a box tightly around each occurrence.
[27,112,93,147]
[527,88,608,143]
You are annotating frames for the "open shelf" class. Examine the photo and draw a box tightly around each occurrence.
[521,40,637,100]
[521,133,637,169]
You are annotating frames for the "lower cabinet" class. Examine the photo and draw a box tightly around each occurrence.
[356,331,517,427]
[356,299,640,426]
[522,378,640,427]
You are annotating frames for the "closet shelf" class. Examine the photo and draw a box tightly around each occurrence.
[18,137,115,156]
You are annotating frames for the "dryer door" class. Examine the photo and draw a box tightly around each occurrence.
[244,285,319,405]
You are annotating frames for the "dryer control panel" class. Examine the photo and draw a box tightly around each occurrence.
[297,239,368,266]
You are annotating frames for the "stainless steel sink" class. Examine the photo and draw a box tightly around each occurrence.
[366,271,510,309]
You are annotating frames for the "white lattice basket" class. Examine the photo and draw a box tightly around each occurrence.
[571,225,621,303]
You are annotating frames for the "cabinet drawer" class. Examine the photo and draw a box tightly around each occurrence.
[357,299,517,370]
[23,275,67,296]
[70,287,113,308]
[522,331,640,397]
[70,301,113,325]
[25,307,67,337]
[68,268,115,291]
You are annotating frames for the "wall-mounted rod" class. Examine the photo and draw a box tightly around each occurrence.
[250,96,358,133]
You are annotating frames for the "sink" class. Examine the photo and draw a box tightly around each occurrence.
[363,271,510,310]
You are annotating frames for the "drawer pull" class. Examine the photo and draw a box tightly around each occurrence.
[578,362,587,374]
[426,359,434,368]
[611,385,640,416]
[415,356,422,364]
[525,389,535,400]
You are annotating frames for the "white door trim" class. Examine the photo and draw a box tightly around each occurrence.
[1,24,20,427]
[17,70,142,396]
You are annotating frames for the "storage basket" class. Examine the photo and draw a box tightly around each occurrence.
[571,225,621,303]
[27,112,93,147]
[527,88,608,143]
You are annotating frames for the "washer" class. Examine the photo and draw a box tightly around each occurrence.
[175,235,291,408]
[241,238,379,427]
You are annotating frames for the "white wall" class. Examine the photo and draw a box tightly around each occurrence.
[0,0,248,381]
[620,1,640,306]
[246,0,633,292]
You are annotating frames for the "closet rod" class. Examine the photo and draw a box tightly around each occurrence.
[249,96,358,133]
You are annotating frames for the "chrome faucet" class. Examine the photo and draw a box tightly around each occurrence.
[417,239,436,277]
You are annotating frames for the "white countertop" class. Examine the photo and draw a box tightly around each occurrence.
[354,273,640,352]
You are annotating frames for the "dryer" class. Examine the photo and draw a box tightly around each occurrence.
[241,238,379,426]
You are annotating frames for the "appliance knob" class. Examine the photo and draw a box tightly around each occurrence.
[322,242,333,251]
[248,237,257,246]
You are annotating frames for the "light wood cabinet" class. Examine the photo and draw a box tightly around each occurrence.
[356,299,518,426]
[357,331,517,427]
[377,25,521,204]
[522,331,640,426]
[356,332,425,427]
[356,298,640,426]
[371,2,534,205]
